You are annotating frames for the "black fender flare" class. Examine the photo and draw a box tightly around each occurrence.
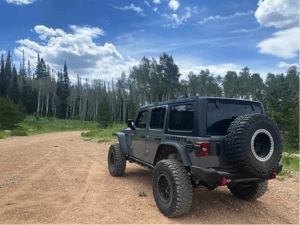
[113,132,129,155]
[155,142,192,167]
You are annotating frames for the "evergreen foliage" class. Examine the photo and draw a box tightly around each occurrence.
[0,53,5,97]
[97,97,112,128]
[0,97,26,129]
[265,74,298,144]
[4,51,12,96]
[35,54,47,79]
[8,65,19,103]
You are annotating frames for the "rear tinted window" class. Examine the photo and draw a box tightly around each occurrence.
[169,105,194,131]
[207,102,263,135]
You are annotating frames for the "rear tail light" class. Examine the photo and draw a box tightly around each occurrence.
[195,142,210,157]
[271,172,276,179]
[221,177,227,185]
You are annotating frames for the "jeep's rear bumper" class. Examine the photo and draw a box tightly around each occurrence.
[190,162,283,187]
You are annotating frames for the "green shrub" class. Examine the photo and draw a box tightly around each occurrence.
[0,97,26,129]
[98,138,112,143]
[96,98,113,129]
[281,155,299,171]
[11,130,28,136]
[81,130,102,137]
[47,117,54,122]
[0,136,3,139]
[59,126,67,130]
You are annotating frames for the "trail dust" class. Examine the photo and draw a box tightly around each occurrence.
[0,131,298,224]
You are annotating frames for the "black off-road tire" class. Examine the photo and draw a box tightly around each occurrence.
[152,159,193,217]
[225,114,282,178]
[228,180,268,201]
[108,143,126,177]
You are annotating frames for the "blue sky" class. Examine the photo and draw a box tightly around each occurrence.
[0,0,298,84]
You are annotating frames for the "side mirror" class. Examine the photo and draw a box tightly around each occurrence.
[127,119,135,130]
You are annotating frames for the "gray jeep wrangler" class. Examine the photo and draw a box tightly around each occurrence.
[108,96,283,217]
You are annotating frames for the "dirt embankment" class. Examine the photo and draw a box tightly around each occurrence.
[0,131,299,224]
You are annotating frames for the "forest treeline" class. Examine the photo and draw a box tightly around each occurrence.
[0,51,298,150]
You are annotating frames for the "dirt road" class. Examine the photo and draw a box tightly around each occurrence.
[0,131,299,224]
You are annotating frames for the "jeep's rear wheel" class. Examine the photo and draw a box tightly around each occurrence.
[225,114,282,178]
[228,180,268,201]
[152,159,192,217]
[108,143,126,177]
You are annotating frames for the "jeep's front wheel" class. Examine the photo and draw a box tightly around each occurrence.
[228,180,268,201]
[108,143,126,177]
[152,159,192,217]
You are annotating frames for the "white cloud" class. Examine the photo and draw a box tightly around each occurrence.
[193,6,205,14]
[14,25,139,83]
[257,27,299,59]
[179,63,242,80]
[277,62,299,68]
[197,11,254,25]
[5,0,35,5]
[153,7,158,12]
[168,0,180,11]
[153,0,161,4]
[229,26,262,34]
[255,0,299,28]
[144,1,150,7]
[34,25,67,40]
[111,4,145,16]
[163,6,193,28]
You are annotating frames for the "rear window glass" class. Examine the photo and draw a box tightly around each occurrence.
[169,105,194,131]
[207,102,263,135]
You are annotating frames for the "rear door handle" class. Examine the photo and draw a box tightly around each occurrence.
[154,136,161,140]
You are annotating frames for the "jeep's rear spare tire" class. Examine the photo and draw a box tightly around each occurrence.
[225,114,282,178]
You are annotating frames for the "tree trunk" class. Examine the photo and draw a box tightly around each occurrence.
[52,94,55,118]
[123,96,126,123]
[46,93,49,118]
[41,94,44,117]
[72,99,76,119]
[66,101,69,120]
[37,81,41,116]
[83,90,87,120]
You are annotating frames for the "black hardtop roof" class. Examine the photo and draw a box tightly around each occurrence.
[139,96,262,109]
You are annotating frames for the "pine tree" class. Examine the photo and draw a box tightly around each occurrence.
[0,53,5,97]
[35,54,47,79]
[8,65,19,103]
[238,67,251,99]
[63,61,70,101]
[97,97,112,128]
[265,74,297,144]
[27,60,32,80]
[5,51,12,96]
[0,97,26,129]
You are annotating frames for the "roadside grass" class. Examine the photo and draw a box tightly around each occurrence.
[10,129,28,136]
[0,115,99,138]
[278,154,299,180]
[81,123,127,143]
